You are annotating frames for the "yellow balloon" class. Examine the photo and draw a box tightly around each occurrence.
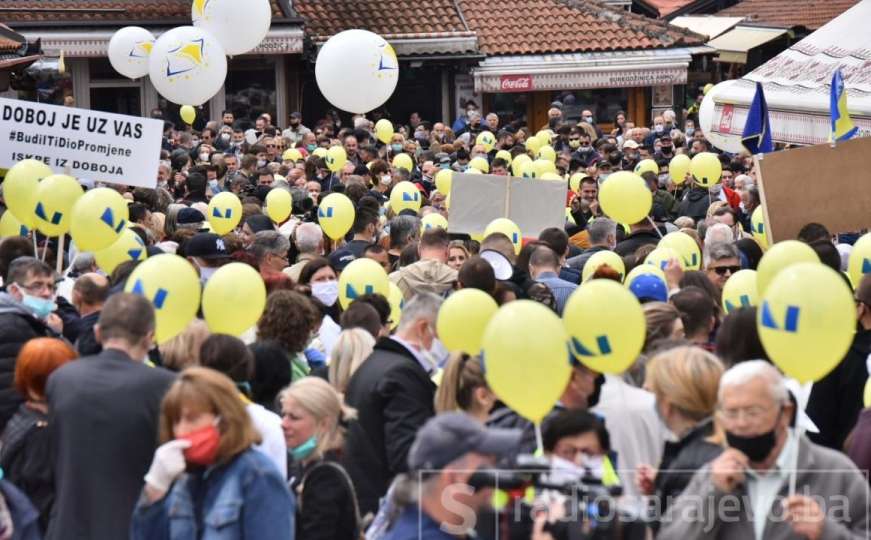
[564,279,645,374]
[864,377,871,408]
[392,153,413,172]
[180,105,196,125]
[756,240,818,296]
[532,158,556,178]
[469,156,489,174]
[569,173,588,194]
[484,218,521,255]
[466,168,483,175]
[645,247,684,272]
[537,145,556,163]
[202,263,266,336]
[535,130,553,143]
[94,228,147,274]
[265,188,292,223]
[32,174,83,236]
[437,289,499,354]
[318,192,355,240]
[388,282,403,330]
[525,136,543,155]
[582,250,625,282]
[325,145,347,173]
[519,160,537,179]
[126,254,201,344]
[435,169,453,195]
[849,233,871,289]
[0,211,29,238]
[565,208,576,226]
[482,300,571,423]
[703,83,714,95]
[690,152,722,187]
[207,192,243,236]
[445,192,451,210]
[722,269,758,314]
[625,264,666,290]
[390,181,422,214]
[282,148,302,162]
[421,213,448,232]
[476,131,496,153]
[757,263,855,383]
[539,172,562,181]
[751,206,768,249]
[495,150,512,163]
[512,154,532,177]
[669,154,691,185]
[312,147,328,158]
[69,187,130,251]
[634,159,659,176]
[375,119,394,144]
[338,258,390,309]
[599,171,652,225]
[658,231,701,270]
[5,159,51,228]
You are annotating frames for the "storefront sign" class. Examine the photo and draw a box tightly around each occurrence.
[499,75,533,93]
[0,97,162,188]
[719,104,735,134]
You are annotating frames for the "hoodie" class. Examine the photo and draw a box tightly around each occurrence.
[389,259,457,301]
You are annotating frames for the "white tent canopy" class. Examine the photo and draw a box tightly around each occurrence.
[704,0,871,147]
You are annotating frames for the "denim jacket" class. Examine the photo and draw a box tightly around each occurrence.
[131,448,295,540]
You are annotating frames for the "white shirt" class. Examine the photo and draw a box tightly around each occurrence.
[745,429,796,540]
[318,315,342,359]
[246,402,287,479]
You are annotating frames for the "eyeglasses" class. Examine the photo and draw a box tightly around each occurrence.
[718,405,776,422]
[16,281,56,294]
[710,265,741,276]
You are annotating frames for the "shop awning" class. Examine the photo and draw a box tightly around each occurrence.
[669,16,745,40]
[312,32,479,59]
[19,25,304,57]
[707,26,789,64]
[472,47,706,93]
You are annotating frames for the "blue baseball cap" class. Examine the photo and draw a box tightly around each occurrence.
[629,273,668,303]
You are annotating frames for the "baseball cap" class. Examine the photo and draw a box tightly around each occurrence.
[479,249,513,280]
[177,207,206,225]
[629,273,668,303]
[622,140,639,150]
[408,412,522,471]
[329,249,356,272]
[185,233,230,260]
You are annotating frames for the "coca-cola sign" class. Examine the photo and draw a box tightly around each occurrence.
[500,75,533,93]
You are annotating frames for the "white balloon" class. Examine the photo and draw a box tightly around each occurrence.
[699,80,746,154]
[148,26,227,106]
[315,30,399,114]
[108,26,155,79]
[192,0,272,56]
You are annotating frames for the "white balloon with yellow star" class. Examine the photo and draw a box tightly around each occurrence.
[148,25,228,106]
[108,26,155,79]
[192,0,272,56]
[315,29,399,114]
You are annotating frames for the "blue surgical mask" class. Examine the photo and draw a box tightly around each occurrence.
[390,143,403,154]
[290,435,317,461]
[306,144,317,152]
[208,179,220,193]
[21,293,56,320]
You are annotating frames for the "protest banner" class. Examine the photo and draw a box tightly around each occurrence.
[755,137,871,242]
[0,97,162,188]
[448,173,566,238]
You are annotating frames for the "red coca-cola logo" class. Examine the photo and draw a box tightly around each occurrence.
[500,75,533,92]
[719,104,735,134]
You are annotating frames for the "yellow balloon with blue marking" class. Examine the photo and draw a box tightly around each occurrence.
[512,154,532,177]
[645,247,684,272]
[392,153,413,172]
[125,254,201,344]
[0,211,29,238]
[537,145,556,163]
[634,159,659,176]
[95,228,148,274]
[207,192,243,236]
[318,192,355,240]
[751,206,768,249]
[757,240,818,296]
[69,187,130,251]
[32,174,83,237]
[848,233,871,289]
[325,145,347,173]
[658,231,701,270]
[421,213,448,232]
[476,131,496,153]
[469,156,489,174]
[484,218,522,255]
[388,282,404,330]
[389,181,422,214]
[338,258,390,309]
[5,159,51,228]
[722,269,758,314]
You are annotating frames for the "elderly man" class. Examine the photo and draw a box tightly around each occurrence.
[253,230,291,274]
[285,223,323,282]
[659,361,869,540]
[704,242,742,290]
[485,112,499,133]
[567,218,617,273]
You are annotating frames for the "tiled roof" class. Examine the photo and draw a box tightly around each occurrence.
[643,0,698,17]
[458,0,707,55]
[0,0,288,25]
[717,0,860,30]
[0,23,25,52]
[293,0,471,40]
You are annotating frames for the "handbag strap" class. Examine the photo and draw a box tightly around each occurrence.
[304,461,364,536]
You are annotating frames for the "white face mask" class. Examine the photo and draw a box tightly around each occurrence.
[424,326,450,367]
[257,159,267,168]
[198,265,218,284]
[380,175,392,186]
[311,280,339,306]
[199,153,210,163]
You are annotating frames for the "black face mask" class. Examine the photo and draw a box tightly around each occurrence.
[725,409,781,462]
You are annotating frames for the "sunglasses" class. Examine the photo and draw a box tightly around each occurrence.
[711,265,741,276]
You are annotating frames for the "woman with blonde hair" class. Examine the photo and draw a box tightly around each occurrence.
[328,328,375,394]
[132,367,294,539]
[280,377,361,540]
[434,353,495,423]
[158,319,210,371]
[636,346,724,525]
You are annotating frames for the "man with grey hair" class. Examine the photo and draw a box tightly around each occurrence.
[252,230,291,274]
[485,112,499,132]
[343,292,444,516]
[284,222,323,282]
[704,241,741,291]
[660,360,869,540]
[567,217,617,273]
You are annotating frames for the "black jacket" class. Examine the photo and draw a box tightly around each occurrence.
[807,329,871,450]
[676,187,711,223]
[615,230,661,257]
[342,337,435,517]
[0,404,53,533]
[74,311,101,356]
[293,457,359,540]
[0,293,53,431]
[45,348,176,540]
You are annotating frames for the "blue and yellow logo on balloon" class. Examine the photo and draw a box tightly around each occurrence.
[377,41,398,76]
[164,37,209,79]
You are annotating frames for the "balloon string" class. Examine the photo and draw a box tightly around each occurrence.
[647,216,664,239]
[56,235,64,275]
[31,231,37,260]
[534,423,543,455]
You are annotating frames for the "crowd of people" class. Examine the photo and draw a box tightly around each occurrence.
[0,97,867,540]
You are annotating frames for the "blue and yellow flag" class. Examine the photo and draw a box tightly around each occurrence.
[742,82,774,155]
[830,69,858,142]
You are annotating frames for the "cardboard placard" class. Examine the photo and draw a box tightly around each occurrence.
[448,172,567,237]
[756,137,871,242]
[0,97,163,188]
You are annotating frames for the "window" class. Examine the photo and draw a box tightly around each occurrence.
[552,89,629,125]
[225,57,277,129]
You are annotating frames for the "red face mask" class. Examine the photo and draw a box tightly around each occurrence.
[178,423,220,466]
